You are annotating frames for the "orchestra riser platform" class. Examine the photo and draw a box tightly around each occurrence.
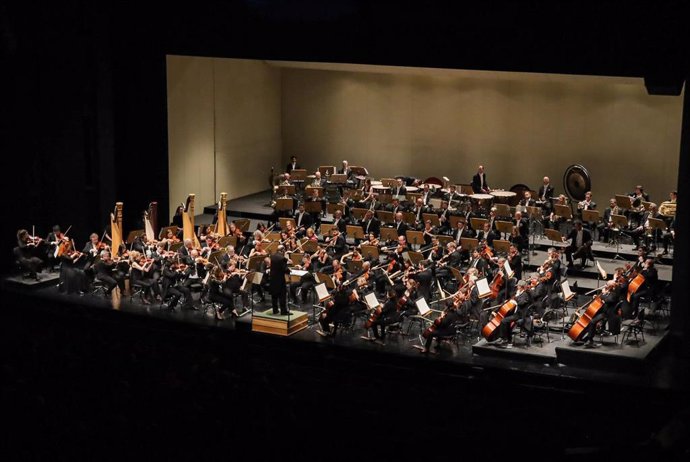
[2,270,60,292]
[251,309,309,336]
[203,190,274,221]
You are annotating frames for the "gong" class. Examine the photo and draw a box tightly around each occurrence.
[563,164,591,202]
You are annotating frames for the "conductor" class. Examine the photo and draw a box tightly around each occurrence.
[269,245,291,315]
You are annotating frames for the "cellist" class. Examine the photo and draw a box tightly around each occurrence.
[490,280,533,348]
[629,258,658,318]
[361,287,399,345]
[418,292,464,354]
[575,280,620,348]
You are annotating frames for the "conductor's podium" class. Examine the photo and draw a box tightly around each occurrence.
[252,309,309,336]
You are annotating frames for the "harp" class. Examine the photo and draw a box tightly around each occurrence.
[144,202,158,241]
[182,194,201,248]
[111,202,124,257]
[216,192,229,236]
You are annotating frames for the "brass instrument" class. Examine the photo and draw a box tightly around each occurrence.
[658,200,677,217]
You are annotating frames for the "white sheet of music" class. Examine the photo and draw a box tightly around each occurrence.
[476,277,491,298]
[562,280,574,301]
[315,283,330,302]
[415,297,431,316]
[596,260,607,279]
[290,269,308,277]
[503,261,514,278]
[364,292,380,310]
[252,272,263,284]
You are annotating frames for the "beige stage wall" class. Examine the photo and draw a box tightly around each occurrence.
[167,57,683,217]
[166,56,281,218]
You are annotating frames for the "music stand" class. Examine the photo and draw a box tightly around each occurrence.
[493,239,510,256]
[304,201,323,215]
[494,204,511,218]
[647,218,667,255]
[460,185,474,195]
[449,215,465,229]
[126,229,145,244]
[266,231,281,242]
[247,255,264,271]
[470,218,488,232]
[279,217,296,230]
[326,203,344,217]
[423,213,440,227]
[169,242,183,252]
[406,193,422,203]
[429,198,442,209]
[159,225,179,240]
[610,214,629,260]
[329,174,347,184]
[381,178,397,188]
[495,221,513,240]
[276,198,294,212]
[289,253,304,267]
[350,166,368,177]
[318,166,336,176]
[544,229,564,251]
[346,225,365,241]
[450,267,463,283]
[380,227,399,243]
[277,185,296,197]
[290,169,307,182]
[360,245,379,261]
[615,195,633,210]
[301,240,318,254]
[402,212,416,226]
[316,272,336,290]
[406,230,425,249]
[265,241,280,255]
[406,250,423,266]
[581,209,601,240]
[554,204,572,220]
[346,259,363,274]
[476,277,491,299]
[376,210,394,224]
[378,194,393,204]
[436,235,453,247]
[218,235,237,248]
[320,224,336,238]
[460,237,479,253]
[305,186,324,198]
[351,208,368,220]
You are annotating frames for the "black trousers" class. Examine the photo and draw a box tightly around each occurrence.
[18,256,43,274]
[271,286,287,314]
[580,312,607,343]
[424,326,455,350]
[209,292,233,312]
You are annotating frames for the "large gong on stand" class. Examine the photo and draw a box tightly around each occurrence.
[563,164,591,202]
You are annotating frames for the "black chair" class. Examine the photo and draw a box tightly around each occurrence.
[621,308,646,344]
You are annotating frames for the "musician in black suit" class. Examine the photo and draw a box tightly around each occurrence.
[420,184,432,205]
[418,302,463,354]
[286,155,300,173]
[392,212,408,237]
[410,198,429,229]
[337,160,352,178]
[392,178,407,197]
[411,260,434,302]
[436,201,453,234]
[476,222,498,249]
[577,281,620,348]
[269,246,291,315]
[94,251,125,294]
[513,211,529,252]
[538,176,555,212]
[519,191,536,208]
[563,221,593,268]
[293,203,313,237]
[628,206,653,250]
[598,198,620,243]
[493,280,533,347]
[360,210,380,237]
[508,244,523,281]
[325,228,347,259]
[332,210,348,233]
[467,248,489,277]
[630,258,658,318]
[471,165,490,194]
[386,198,406,215]
[15,229,44,278]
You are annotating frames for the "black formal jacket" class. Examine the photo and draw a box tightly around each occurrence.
[269,253,290,294]
[565,228,593,248]
[538,184,554,202]
[286,162,300,173]
[471,173,489,193]
[360,217,381,237]
[294,210,313,230]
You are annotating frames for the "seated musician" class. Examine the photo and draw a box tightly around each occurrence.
[290,254,316,304]
[489,280,533,348]
[160,258,192,311]
[248,240,268,260]
[425,237,444,265]
[421,220,436,247]
[327,259,349,287]
[392,178,407,197]
[222,264,250,311]
[527,272,549,318]
[362,288,400,345]
[471,164,490,194]
[630,258,658,318]
[436,200,453,234]
[627,185,649,228]
[14,229,44,279]
[467,248,489,277]
[312,248,333,273]
[662,217,675,256]
[490,257,514,304]
[178,238,195,257]
[293,203,313,238]
[392,212,408,237]
[228,222,247,246]
[316,281,356,338]
[207,268,236,320]
[94,251,125,295]
[410,198,428,229]
[546,194,569,230]
[409,260,434,302]
[629,203,659,250]
[420,183,432,205]
[476,222,498,249]
[598,198,620,243]
[325,228,347,259]
[512,211,529,252]
[360,209,380,238]
[444,184,460,205]
[577,190,596,211]
[575,280,620,348]
[305,227,318,242]
[486,208,498,232]
[386,198,406,215]
[452,219,474,247]
[58,240,87,295]
[418,297,464,354]
[563,220,593,268]
[130,251,161,304]
[508,244,523,280]
[338,159,352,178]
[658,190,677,221]
[537,176,554,211]
[332,209,348,233]
[519,190,536,208]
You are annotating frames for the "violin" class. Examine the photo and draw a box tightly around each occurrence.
[25,235,44,247]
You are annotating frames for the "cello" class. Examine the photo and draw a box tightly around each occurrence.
[481,299,518,340]
[567,295,605,341]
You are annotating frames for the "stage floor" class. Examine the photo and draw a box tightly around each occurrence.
[9,280,677,391]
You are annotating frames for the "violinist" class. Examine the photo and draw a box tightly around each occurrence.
[324,228,347,259]
[83,233,108,259]
[576,280,620,348]
[489,280,533,348]
[425,236,444,265]
[563,220,593,269]
[248,241,268,260]
[228,222,246,245]
[130,251,161,304]
[408,260,433,302]
[546,194,569,230]
[222,263,250,310]
[507,244,523,280]
[476,222,498,249]
[629,258,658,319]
[178,238,195,257]
[160,259,191,311]
[290,254,316,304]
[360,209,380,239]
[327,259,348,287]
[467,248,488,277]
[207,267,236,320]
[361,287,400,345]
[163,228,181,246]
[316,281,355,338]
[58,240,87,294]
[14,229,44,279]
[94,251,125,295]
[46,224,68,264]
[312,248,333,273]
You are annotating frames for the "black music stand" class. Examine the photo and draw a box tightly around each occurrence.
[647,218,667,256]
[610,214,629,261]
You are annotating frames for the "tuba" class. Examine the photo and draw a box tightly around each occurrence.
[658,200,676,217]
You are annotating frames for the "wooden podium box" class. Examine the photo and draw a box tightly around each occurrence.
[252,309,309,336]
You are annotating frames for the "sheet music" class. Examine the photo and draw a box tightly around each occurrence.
[503,261,514,278]
[252,272,263,284]
[315,283,330,301]
[415,297,431,316]
[290,269,308,277]
[595,260,607,279]
[364,292,380,309]
[476,277,491,298]
[562,280,574,301]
